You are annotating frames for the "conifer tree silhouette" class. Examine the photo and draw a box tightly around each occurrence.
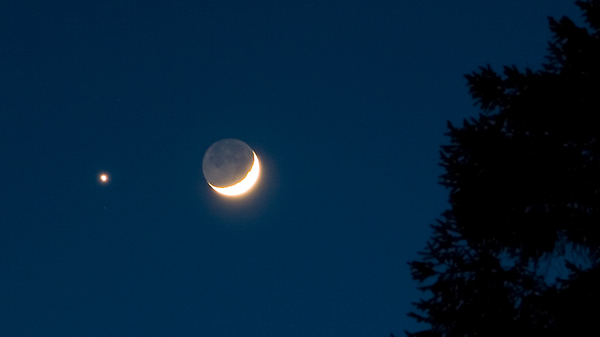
[407,1,600,336]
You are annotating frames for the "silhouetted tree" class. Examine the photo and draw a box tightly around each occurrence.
[406,1,600,336]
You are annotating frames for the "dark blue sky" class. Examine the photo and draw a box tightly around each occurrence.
[0,1,582,336]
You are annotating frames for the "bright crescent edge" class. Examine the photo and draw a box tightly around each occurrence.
[208,152,260,196]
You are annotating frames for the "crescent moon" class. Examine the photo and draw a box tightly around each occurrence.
[208,152,260,196]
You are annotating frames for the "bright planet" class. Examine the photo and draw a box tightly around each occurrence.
[202,139,260,196]
[98,173,109,184]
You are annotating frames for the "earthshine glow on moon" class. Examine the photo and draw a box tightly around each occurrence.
[209,152,260,196]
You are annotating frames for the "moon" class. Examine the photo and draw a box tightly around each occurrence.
[202,139,260,196]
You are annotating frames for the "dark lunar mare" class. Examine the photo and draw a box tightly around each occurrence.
[202,139,254,187]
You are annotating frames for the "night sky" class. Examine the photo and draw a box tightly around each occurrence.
[0,1,583,336]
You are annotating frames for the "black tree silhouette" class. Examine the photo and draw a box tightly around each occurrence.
[406,1,600,336]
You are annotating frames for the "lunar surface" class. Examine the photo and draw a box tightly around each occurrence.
[202,139,259,196]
